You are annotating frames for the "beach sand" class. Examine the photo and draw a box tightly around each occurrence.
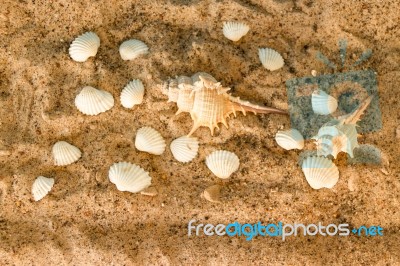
[0,0,399,264]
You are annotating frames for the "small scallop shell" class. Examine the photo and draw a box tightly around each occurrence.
[120,79,145,108]
[109,162,151,193]
[52,141,82,166]
[205,150,239,179]
[69,32,100,62]
[170,136,199,163]
[311,90,338,115]
[135,127,166,155]
[275,129,304,150]
[222,21,250,42]
[32,176,54,201]
[258,48,284,71]
[75,86,114,115]
[119,39,149,60]
[301,156,339,189]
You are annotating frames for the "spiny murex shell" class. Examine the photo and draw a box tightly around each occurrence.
[312,96,373,158]
[312,90,338,115]
[109,162,151,193]
[170,136,199,163]
[75,86,114,115]
[135,127,166,155]
[275,129,304,150]
[121,79,145,108]
[52,141,82,166]
[162,72,287,136]
[69,32,100,62]
[222,21,250,42]
[258,48,284,71]
[206,150,239,179]
[119,39,149,60]
[301,156,339,189]
[32,176,55,201]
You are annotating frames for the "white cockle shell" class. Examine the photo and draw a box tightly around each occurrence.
[258,48,284,71]
[275,129,304,150]
[75,86,114,115]
[52,141,82,166]
[119,39,149,60]
[222,21,250,42]
[170,136,199,163]
[205,150,240,179]
[120,79,145,108]
[311,90,338,115]
[109,162,151,193]
[301,156,339,189]
[69,32,100,62]
[135,127,166,155]
[32,176,55,201]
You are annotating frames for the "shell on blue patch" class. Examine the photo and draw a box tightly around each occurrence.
[311,90,338,115]
[301,156,339,189]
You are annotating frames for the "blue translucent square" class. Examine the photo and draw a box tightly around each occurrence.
[286,70,382,139]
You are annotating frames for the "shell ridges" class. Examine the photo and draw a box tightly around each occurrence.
[275,129,304,150]
[109,162,151,193]
[52,141,82,166]
[32,176,55,201]
[135,127,166,155]
[222,21,250,42]
[119,39,149,60]
[69,32,100,62]
[170,136,199,163]
[301,156,339,189]
[121,79,145,108]
[206,150,239,179]
[75,86,114,115]
[258,48,284,71]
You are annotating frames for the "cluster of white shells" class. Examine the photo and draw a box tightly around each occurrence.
[222,21,285,71]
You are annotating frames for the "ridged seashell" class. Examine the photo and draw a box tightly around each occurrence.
[32,176,54,201]
[120,79,145,108]
[222,21,250,42]
[75,86,114,115]
[162,72,287,136]
[52,141,82,166]
[311,90,338,115]
[275,129,304,150]
[135,127,166,155]
[258,48,284,71]
[170,136,199,163]
[202,184,222,203]
[301,156,339,189]
[69,32,100,62]
[205,150,239,179]
[109,162,151,193]
[313,124,359,158]
[119,39,149,60]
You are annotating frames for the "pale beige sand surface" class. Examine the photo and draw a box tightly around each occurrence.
[0,0,399,265]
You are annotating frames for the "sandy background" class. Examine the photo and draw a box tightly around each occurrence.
[0,0,399,265]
